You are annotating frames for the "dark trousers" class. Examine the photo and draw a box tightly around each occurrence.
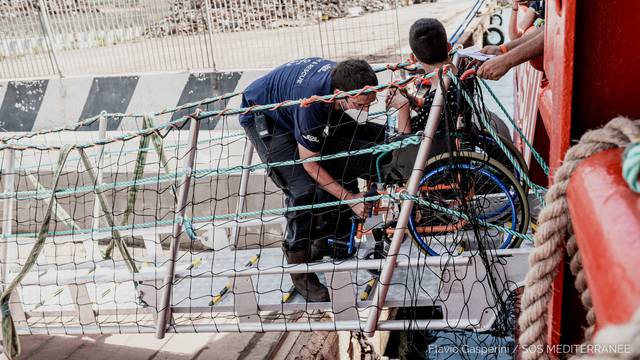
[243,114,385,251]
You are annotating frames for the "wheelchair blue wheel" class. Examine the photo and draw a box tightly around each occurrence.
[471,133,530,219]
[408,152,530,255]
[455,131,530,225]
[475,131,529,193]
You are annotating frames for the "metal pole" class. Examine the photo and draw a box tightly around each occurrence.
[393,0,402,62]
[91,114,107,235]
[13,318,477,335]
[363,55,460,337]
[37,0,63,77]
[155,117,201,339]
[1,148,16,287]
[317,6,325,58]
[202,0,217,71]
[230,140,254,247]
[15,255,473,287]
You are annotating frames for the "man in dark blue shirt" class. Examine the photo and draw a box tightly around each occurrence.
[240,58,384,302]
[240,58,338,153]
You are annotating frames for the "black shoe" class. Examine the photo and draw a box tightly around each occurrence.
[310,240,330,261]
[284,248,330,302]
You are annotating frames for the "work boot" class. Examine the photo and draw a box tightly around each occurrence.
[310,239,330,261]
[284,248,330,302]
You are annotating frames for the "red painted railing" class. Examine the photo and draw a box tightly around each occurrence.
[567,149,640,329]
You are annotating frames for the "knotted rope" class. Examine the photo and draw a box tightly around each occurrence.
[518,117,640,360]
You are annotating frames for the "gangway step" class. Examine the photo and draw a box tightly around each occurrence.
[7,237,531,333]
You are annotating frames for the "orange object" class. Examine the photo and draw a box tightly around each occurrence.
[419,183,458,192]
[567,148,640,330]
[499,44,508,54]
[414,78,432,91]
[356,222,364,239]
[460,68,477,81]
[385,221,466,236]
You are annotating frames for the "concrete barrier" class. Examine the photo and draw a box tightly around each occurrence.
[0,70,249,132]
[0,68,400,133]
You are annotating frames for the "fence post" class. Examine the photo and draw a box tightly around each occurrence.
[316,9,325,58]
[37,0,64,77]
[155,115,201,339]
[202,0,218,71]
[393,0,403,61]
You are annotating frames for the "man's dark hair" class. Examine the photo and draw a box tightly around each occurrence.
[331,59,378,91]
[409,18,449,64]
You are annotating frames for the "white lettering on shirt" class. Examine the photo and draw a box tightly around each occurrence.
[296,59,321,85]
[285,59,312,66]
[317,63,332,73]
[302,134,320,143]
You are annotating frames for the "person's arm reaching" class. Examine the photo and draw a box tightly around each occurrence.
[481,26,543,55]
[395,106,411,134]
[297,144,369,218]
[508,1,521,40]
[510,1,537,39]
[506,26,542,51]
[385,89,411,134]
[477,30,544,80]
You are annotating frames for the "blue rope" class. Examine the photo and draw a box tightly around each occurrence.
[623,141,640,193]
[181,216,198,241]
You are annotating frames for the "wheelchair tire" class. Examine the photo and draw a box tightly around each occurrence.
[408,151,530,255]
[490,14,503,26]
[476,131,530,193]
[484,27,505,46]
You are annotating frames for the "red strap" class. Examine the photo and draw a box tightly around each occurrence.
[460,68,477,81]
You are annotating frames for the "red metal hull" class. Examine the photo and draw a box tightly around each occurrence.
[515,0,640,348]
[567,148,640,329]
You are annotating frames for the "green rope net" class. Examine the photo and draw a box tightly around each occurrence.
[0,66,540,359]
